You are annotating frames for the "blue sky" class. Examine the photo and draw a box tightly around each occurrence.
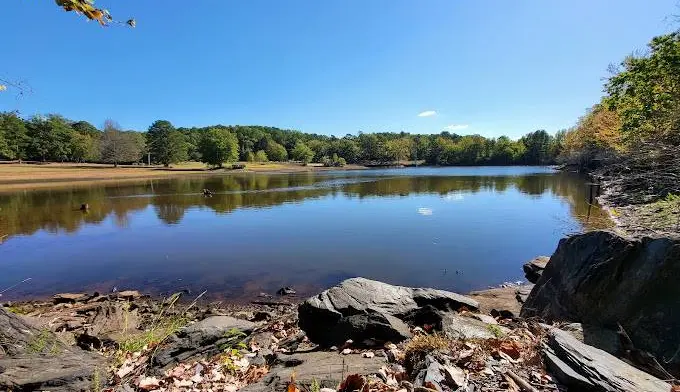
[1,1,677,138]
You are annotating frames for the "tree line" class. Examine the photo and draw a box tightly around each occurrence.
[0,113,565,167]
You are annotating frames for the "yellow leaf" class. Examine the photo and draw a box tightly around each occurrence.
[0,85,7,91]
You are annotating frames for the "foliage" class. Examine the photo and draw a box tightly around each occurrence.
[265,140,288,162]
[605,32,680,144]
[53,0,135,27]
[1,113,566,166]
[254,150,268,162]
[487,324,505,338]
[291,141,314,164]
[198,128,239,168]
[147,120,188,166]
[100,120,143,166]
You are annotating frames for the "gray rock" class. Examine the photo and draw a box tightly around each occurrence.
[514,285,533,304]
[153,316,255,369]
[441,314,495,340]
[242,351,385,392]
[544,328,669,392]
[299,278,478,345]
[414,356,446,391]
[0,308,105,392]
[522,256,549,283]
[521,231,680,374]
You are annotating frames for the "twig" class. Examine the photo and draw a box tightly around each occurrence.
[505,370,539,392]
[0,278,32,296]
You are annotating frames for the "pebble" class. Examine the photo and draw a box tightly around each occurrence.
[341,348,352,355]
[362,351,375,358]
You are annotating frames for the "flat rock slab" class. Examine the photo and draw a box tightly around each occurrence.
[153,316,256,369]
[0,352,105,392]
[53,293,88,304]
[468,285,530,316]
[0,308,106,392]
[299,277,478,345]
[241,351,386,392]
[545,328,669,392]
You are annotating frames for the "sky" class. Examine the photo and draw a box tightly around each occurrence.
[1,0,678,138]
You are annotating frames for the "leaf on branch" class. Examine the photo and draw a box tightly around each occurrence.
[54,0,131,27]
[0,85,7,92]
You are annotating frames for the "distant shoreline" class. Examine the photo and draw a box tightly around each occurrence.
[0,161,368,192]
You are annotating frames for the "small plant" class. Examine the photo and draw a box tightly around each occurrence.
[310,378,321,392]
[487,324,505,338]
[405,333,452,356]
[27,328,61,354]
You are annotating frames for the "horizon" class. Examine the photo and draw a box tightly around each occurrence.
[1,0,677,138]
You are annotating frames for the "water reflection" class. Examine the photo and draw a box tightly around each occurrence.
[0,167,610,300]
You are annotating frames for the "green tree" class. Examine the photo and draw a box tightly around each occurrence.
[521,130,554,164]
[291,141,314,164]
[70,131,99,162]
[25,115,74,161]
[147,120,188,166]
[198,128,239,168]
[606,32,680,144]
[245,151,255,162]
[386,137,413,163]
[254,150,268,162]
[0,112,28,160]
[265,140,288,162]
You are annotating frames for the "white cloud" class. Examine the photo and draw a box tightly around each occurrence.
[444,193,465,201]
[444,124,469,131]
[417,207,433,216]
[417,110,437,117]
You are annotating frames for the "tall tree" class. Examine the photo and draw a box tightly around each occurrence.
[100,120,142,166]
[291,141,314,164]
[606,32,680,144]
[0,112,28,160]
[265,140,288,162]
[147,120,188,166]
[25,115,73,161]
[198,128,239,168]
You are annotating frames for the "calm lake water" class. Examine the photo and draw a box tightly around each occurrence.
[0,167,609,301]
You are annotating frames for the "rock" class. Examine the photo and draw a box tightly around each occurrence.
[299,278,478,345]
[558,323,621,356]
[52,293,88,304]
[276,287,296,296]
[441,314,495,340]
[544,328,669,392]
[489,308,515,320]
[153,316,255,369]
[0,308,105,392]
[468,285,527,316]
[514,285,533,304]
[522,256,549,283]
[521,231,680,375]
[87,303,139,341]
[466,313,497,325]
[242,351,385,391]
[414,356,446,391]
[115,290,142,300]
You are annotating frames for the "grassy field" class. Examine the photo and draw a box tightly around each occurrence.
[0,162,366,191]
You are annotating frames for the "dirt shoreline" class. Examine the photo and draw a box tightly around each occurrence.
[0,162,368,192]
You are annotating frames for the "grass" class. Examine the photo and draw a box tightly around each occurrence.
[27,328,61,354]
[116,290,206,364]
[404,333,453,355]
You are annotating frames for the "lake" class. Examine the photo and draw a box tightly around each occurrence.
[0,166,609,301]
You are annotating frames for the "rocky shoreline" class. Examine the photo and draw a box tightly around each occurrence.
[2,230,678,392]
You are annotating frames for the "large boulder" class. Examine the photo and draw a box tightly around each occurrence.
[544,328,669,392]
[298,277,479,346]
[521,231,680,374]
